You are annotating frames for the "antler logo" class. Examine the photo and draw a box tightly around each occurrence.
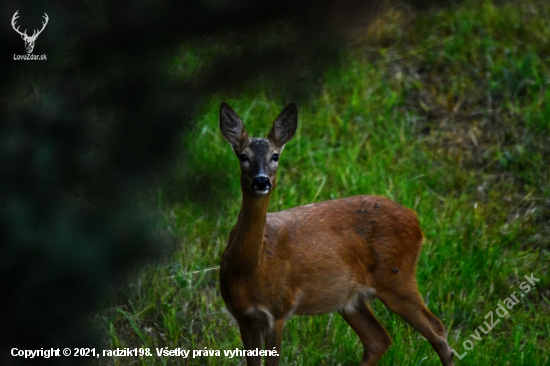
[11,10,49,54]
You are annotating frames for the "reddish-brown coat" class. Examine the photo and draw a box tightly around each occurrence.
[218,103,454,366]
[221,194,423,320]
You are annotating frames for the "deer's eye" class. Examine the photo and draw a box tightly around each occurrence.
[272,154,279,162]
[238,154,249,162]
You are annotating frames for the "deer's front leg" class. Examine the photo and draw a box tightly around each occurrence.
[238,318,263,366]
[264,319,284,366]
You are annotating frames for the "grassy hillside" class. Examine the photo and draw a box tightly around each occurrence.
[96,0,550,365]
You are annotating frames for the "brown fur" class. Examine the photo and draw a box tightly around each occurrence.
[219,103,454,366]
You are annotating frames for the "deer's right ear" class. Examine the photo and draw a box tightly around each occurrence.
[268,103,297,148]
[220,103,248,150]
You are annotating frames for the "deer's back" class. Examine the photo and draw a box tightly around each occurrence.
[264,195,424,296]
[269,195,422,246]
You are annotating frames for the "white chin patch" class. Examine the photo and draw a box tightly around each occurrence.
[255,189,269,195]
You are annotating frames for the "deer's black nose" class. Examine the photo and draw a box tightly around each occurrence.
[251,176,272,193]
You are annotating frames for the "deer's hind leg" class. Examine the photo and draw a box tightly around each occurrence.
[376,283,454,366]
[339,301,392,366]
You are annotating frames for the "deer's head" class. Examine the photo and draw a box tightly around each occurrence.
[12,11,49,54]
[220,103,297,196]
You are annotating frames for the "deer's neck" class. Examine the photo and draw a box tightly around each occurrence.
[227,191,271,272]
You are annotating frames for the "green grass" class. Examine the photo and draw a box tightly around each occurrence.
[95,0,550,365]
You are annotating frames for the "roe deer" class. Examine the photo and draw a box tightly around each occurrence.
[219,103,454,366]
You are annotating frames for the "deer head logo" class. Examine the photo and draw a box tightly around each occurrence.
[11,11,49,54]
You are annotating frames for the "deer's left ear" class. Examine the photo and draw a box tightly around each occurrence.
[220,103,249,151]
[268,103,297,148]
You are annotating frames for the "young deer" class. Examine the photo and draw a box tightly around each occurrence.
[219,103,454,366]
